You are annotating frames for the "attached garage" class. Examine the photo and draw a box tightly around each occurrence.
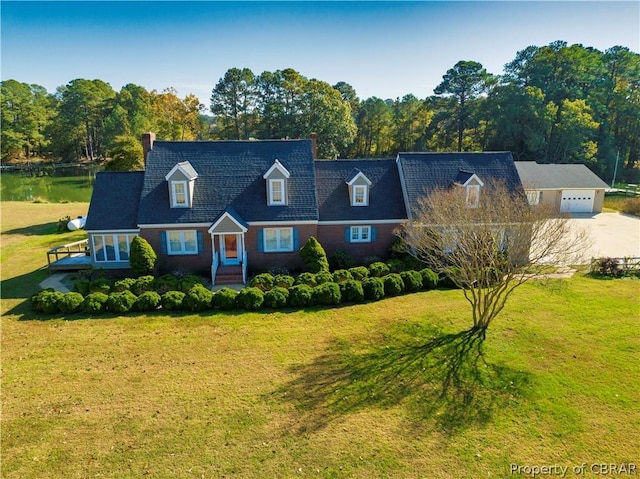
[560,189,595,213]
[515,162,609,215]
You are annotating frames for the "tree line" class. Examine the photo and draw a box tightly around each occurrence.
[2,41,638,181]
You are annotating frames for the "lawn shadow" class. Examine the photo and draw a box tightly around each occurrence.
[2,221,65,237]
[275,322,531,436]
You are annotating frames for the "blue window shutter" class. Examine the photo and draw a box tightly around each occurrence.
[160,231,168,254]
[197,230,204,253]
[293,229,299,250]
[345,227,351,243]
[257,230,264,252]
[371,226,377,242]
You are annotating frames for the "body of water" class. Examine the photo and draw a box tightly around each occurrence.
[1,173,95,202]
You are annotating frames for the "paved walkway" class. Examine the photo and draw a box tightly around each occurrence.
[39,273,72,293]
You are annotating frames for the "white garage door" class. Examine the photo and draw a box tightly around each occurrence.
[560,189,595,213]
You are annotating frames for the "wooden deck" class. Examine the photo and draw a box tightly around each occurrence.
[47,239,92,271]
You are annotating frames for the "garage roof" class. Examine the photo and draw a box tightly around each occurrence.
[515,162,609,190]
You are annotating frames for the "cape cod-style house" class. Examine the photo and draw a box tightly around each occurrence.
[84,133,523,285]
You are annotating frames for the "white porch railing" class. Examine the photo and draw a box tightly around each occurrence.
[242,250,248,284]
[211,252,219,286]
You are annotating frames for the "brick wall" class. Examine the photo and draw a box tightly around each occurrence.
[317,223,403,263]
[140,227,213,276]
[245,224,318,273]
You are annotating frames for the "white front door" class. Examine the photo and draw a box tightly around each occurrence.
[219,234,242,265]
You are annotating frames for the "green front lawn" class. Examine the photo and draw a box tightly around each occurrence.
[2,202,639,478]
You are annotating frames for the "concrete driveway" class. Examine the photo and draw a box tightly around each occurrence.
[568,212,640,261]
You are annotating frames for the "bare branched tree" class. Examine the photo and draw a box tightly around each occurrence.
[402,181,589,333]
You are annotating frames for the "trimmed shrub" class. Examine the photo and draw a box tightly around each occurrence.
[249,273,274,291]
[294,272,317,287]
[383,273,405,297]
[314,271,333,285]
[132,275,155,295]
[419,268,439,290]
[362,277,385,301]
[154,274,179,294]
[299,236,329,273]
[32,289,64,314]
[82,292,109,314]
[328,250,355,270]
[348,266,370,281]
[368,261,390,278]
[288,284,314,308]
[183,285,214,312]
[113,278,136,292]
[107,291,137,313]
[400,270,423,292]
[339,279,365,303]
[212,288,238,310]
[386,259,406,274]
[236,287,264,311]
[264,287,290,309]
[89,278,111,295]
[129,236,157,276]
[74,279,91,296]
[58,292,84,314]
[313,282,342,305]
[273,274,294,289]
[161,291,185,311]
[439,267,461,289]
[179,275,205,293]
[332,269,353,283]
[134,291,161,312]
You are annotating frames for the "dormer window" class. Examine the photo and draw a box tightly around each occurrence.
[165,161,198,209]
[172,181,188,207]
[454,170,483,209]
[346,169,372,207]
[269,179,285,205]
[353,185,368,206]
[263,159,290,206]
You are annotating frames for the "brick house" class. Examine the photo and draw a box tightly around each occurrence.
[85,134,522,284]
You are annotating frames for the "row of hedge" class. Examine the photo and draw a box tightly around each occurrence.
[32,268,444,316]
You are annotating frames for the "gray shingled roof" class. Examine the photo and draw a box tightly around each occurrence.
[315,159,407,221]
[85,171,144,231]
[397,152,522,218]
[137,140,318,225]
[514,162,609,189]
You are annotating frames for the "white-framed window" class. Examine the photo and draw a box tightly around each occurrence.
[350,226,371,243]
[167,230,198,255]
[466,184,480,208]
[171,181,188,207]
[352,185,368,206]
[93,233,137,262]
[527,190,540,206]
[268,179,285,205]
[263,228,293,252]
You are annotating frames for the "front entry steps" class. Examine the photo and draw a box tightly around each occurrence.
[215,265,243,286]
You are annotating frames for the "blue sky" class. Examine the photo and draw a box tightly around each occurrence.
[2,1,639,105]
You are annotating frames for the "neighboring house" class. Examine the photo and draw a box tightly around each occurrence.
[514,161,610,214]
[84,135,524,284]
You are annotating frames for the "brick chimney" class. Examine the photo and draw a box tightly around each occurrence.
[310,133,318,160]
[141,132,156,163]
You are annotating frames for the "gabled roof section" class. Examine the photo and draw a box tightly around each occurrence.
[165,161,198,181]
[454,170,484,187]
[396,152,522,219]
[263,159,291,179]
[208,206,249,234]
[514,162,609,189]
[138,139,317,225]
[85,171,144,231]
[315,159,406,221]
[345,168,372,186]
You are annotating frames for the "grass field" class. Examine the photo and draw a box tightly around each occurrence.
[2,202,639,478]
